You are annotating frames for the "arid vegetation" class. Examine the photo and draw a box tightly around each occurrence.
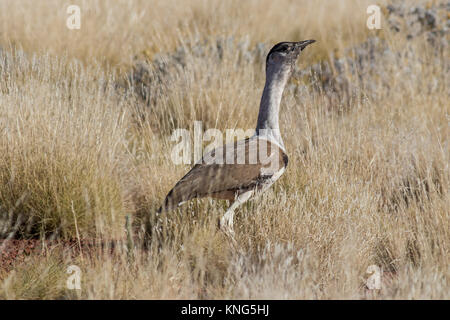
[0,0,448,299]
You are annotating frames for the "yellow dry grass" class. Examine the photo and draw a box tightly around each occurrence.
[0,0,448,299]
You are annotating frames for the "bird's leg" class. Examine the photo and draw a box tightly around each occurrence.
[220,203,238,235]
[219,191,253,235]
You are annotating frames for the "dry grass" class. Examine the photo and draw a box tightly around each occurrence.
[0,0,380,67]
[0,0,448,299]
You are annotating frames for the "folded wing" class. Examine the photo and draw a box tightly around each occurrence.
[159,137,287,212]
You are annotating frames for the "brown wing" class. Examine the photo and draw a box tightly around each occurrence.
[159,137,288,212]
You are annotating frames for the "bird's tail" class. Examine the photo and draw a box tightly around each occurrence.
[157,187,185,214]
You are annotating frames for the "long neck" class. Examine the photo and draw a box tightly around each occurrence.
[256,64,290,148]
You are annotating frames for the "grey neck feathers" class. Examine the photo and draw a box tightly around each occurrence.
[255,63,291,149]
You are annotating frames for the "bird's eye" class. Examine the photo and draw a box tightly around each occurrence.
[266,43,293,64]
[276,46,290,55]
[278,45,289,53]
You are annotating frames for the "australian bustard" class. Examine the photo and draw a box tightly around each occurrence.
[158,40,316,234]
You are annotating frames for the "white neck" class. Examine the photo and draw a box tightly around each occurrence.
[255,63,291,150]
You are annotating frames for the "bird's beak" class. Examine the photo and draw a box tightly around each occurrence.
[295,39,316,51]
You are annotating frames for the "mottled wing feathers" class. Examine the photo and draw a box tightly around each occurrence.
[159,138,287,212]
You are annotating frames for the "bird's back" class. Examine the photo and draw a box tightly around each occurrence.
[159,136,288,212]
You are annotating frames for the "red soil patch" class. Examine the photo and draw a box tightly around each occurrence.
[0,239,127,273]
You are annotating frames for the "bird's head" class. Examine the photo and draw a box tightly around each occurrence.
[265,40,316,76]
